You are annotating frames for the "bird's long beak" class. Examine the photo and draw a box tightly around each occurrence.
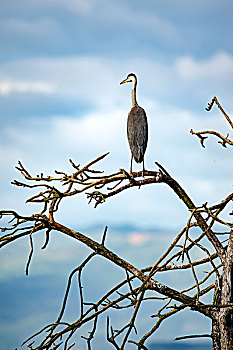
[120,78,129,85]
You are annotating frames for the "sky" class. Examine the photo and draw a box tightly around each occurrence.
[0,0,233,231]
[0,1,232,348]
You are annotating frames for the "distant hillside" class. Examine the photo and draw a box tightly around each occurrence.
[149,342,211,350]
[0,226,212,350]
[82,222,167,234]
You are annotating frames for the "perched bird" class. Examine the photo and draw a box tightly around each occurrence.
[120,73,148,176]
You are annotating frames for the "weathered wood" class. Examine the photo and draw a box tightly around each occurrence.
[219,231,233,349]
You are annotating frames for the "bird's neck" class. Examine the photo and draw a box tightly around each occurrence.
[131,79,138,107]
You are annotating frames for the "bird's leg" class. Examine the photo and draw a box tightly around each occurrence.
[142,159,145,178]
[130,154,133,175]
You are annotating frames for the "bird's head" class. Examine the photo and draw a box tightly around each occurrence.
[120,73,137,85]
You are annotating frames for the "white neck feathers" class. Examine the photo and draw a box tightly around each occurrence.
[131,76,138,107]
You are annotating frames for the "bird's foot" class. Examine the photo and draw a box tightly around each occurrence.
[120,168,133,178]
[120,169,137,184]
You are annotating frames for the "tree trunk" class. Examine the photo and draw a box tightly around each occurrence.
[216,231,233,349]
[212,318,221,349]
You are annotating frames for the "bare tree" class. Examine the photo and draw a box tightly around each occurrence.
[0,97,232,350]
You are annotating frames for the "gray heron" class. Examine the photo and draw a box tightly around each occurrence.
[120,73,148,176]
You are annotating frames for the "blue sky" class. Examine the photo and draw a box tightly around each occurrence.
[0,1,232,349]
[0,0,232,230]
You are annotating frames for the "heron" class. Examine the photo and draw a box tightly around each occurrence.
[120,73,148,176]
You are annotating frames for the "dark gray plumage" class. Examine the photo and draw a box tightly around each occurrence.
[120,73,148,175]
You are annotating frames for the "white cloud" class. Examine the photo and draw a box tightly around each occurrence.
[61,0,95,15]
[94,1,180,45]
[1,0,95,17]
[52,109,125,153]
[0,80,56,95]
[1,52,233,110]
[0,56,120,108]
[0,17,69,47]
[196,179,215,195]
[176,52,233,82]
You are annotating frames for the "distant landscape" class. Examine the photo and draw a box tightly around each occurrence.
[0,224,213,350]
[150,342,211,350]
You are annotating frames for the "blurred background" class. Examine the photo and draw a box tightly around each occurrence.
[0,1,232,349]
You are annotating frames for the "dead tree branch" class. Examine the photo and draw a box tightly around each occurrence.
[191,96,233,148]
[1,97,233,349]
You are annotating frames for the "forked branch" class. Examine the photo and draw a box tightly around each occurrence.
[191,96,233,147]
[0,112,232,349]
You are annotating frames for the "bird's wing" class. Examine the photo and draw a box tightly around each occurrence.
[127,106,148,163]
